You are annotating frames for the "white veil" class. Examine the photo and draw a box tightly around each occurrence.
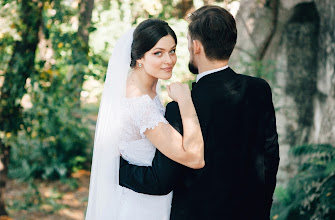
[85,27,135,220]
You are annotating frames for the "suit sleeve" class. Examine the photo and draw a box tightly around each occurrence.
[263,82,280,218]
[119,101,185,195]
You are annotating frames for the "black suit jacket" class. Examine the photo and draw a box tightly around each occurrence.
[119,67,280,220]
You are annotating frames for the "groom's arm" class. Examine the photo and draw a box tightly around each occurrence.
[263,82,280,218]
[119,101,185,195]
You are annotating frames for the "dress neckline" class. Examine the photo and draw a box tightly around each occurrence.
[125,94,158,101]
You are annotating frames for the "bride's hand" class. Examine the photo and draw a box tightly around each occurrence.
[167,82,191,103]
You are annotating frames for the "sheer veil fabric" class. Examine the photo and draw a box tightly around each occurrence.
[85,28,135,220]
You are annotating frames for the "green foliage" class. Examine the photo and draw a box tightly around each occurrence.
[8,70,91,180]
[240,55,276,83]
[271,144,335,220]
[0,0,96,180]
[7,181,43,211]
[8,110,90,180]
[60,177,79,191]
[6,180,68,213]
[0,0,43,135]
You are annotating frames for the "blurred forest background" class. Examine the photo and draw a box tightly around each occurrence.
[0,0,334,219]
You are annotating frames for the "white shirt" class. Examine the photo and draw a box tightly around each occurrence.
[196,65,229,83]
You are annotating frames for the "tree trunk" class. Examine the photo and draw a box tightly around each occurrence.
[257,0,279,60]
[316,0,335,144]
[72,0,95,108]
[177,0,194,19]
[0,1,43,216]
[0,143,9,216]
[78,0,95,47]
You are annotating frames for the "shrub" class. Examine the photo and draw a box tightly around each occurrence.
[8,74,92,180]
[271,144,335,220]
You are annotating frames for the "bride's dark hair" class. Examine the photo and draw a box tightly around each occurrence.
[130,19,177,68]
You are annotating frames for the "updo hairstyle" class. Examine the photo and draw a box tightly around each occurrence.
[130,19,177,68]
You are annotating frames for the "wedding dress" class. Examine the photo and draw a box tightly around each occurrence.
[117,94,172,219]
[85,28,172,220]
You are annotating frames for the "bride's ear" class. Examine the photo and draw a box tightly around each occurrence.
[136,59,143,68]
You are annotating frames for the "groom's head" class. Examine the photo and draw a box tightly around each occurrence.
[187,6,237,74]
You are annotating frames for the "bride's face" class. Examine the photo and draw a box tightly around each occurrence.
[139,35,177,80]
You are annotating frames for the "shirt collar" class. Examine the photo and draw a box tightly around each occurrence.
[196,65,229,83]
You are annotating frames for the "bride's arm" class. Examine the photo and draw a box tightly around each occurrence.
[144,83,204,169]
[119,101,186,195]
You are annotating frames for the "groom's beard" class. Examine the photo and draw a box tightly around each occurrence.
[188,62,199,75]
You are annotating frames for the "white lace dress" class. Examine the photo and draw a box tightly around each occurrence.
[118,94,173,220]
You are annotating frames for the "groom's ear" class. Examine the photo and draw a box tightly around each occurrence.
[192,40,202,55]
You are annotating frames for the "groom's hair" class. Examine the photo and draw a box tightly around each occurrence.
[130,19,177,68]
[188,5,237,61]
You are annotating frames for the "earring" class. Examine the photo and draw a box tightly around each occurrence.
[139,63,142,67]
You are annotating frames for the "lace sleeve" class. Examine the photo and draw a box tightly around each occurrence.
[132,96,168,138]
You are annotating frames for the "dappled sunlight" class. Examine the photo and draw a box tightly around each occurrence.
[20,94,33,109]
[58,208,84,220]
[5,170,90,219]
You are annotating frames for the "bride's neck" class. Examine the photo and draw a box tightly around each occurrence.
[127,69,157,96]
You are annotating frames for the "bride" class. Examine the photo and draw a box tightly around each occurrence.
[85,19,204,219]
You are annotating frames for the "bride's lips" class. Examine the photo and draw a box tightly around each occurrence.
[161,67,173,72]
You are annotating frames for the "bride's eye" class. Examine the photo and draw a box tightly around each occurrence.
[154,52,162,56]
[169,49,176,54]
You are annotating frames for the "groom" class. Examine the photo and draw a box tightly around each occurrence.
[120,5,279,220]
